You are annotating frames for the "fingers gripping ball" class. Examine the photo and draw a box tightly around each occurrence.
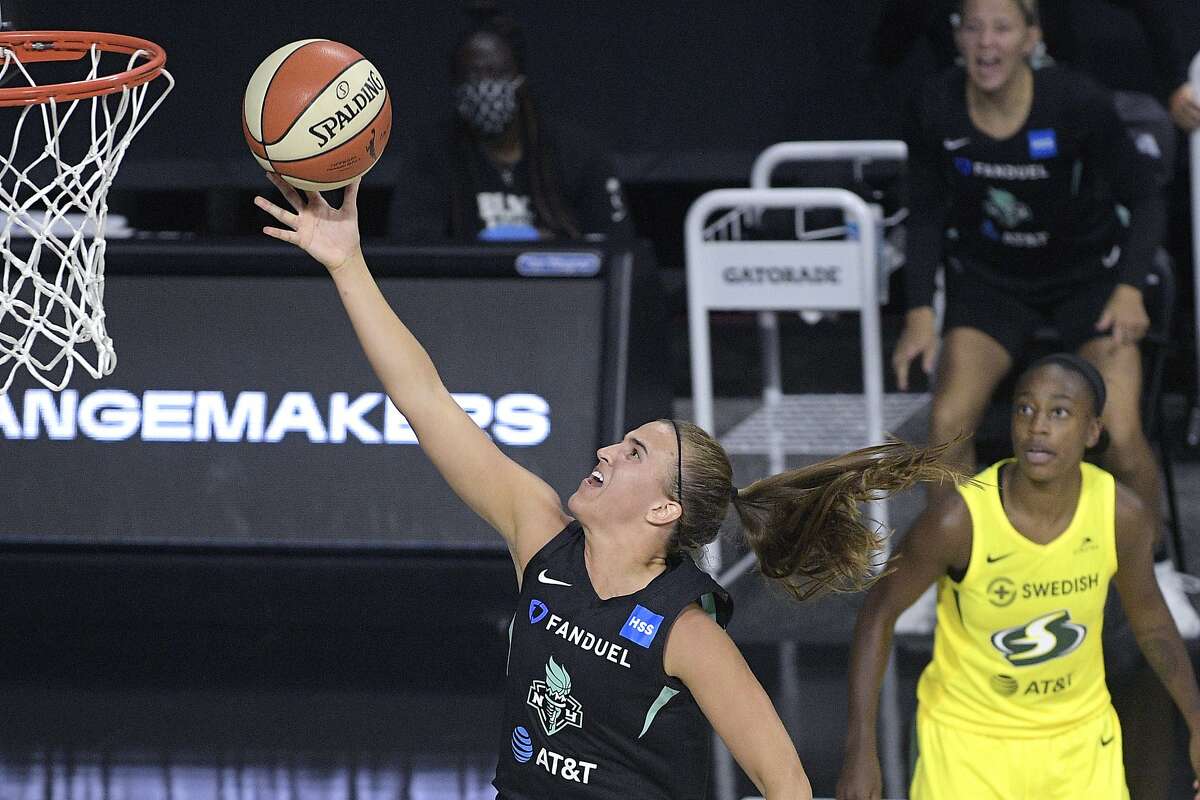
[243,39,391,191]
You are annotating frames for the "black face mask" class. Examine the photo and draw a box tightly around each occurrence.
[454,76,524,137]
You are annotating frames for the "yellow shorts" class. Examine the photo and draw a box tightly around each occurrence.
[910,705,1128,800]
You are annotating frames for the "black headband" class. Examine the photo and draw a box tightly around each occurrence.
[668,419,683,506]
[1024,353,1106,415]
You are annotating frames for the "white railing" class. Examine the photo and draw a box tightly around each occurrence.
[691,144,912,800]
[685,187,884,567]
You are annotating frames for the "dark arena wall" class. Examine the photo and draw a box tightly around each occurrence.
[1,3,1199,798]
[15,0,1184,192]
[19,0,893,188]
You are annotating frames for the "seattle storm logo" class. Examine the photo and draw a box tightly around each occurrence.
[527,657,583,736]
[991,609,1086,667]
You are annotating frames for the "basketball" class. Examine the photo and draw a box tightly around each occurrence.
[242,39,391,191]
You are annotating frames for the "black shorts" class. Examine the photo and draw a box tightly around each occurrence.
[943,272,1118,359]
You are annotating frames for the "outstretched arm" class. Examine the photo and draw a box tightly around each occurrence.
[1112,484,1200,798]
[255,175,569,578]
[837,493,971,800]
[665,606,812,800]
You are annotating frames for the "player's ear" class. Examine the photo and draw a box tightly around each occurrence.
[645,499,681,528]
[952,16,966,58]
[1022,23,1043,59]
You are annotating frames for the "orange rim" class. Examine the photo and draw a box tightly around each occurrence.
[0,31,167,107]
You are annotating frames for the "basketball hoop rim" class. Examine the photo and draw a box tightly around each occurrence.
[0,31,167,107]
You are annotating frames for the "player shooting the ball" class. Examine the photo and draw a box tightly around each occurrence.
[255,173,959,799]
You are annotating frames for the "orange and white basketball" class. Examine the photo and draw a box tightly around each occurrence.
[242,39,391,191]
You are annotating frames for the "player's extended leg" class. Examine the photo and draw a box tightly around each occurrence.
[1077,337,1161,533]
[929,327,1013,488]
[895,327,1013,635]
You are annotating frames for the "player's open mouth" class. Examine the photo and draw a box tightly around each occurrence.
[1024,447,1055,465]
[583,469,605,487]
[975,55,1004,76]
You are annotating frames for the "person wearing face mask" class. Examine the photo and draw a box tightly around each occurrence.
[387,4,633,243]
[837,355,1200,800]
[253,169,965,799]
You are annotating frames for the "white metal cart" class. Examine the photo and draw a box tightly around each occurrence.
[685,142,917,799]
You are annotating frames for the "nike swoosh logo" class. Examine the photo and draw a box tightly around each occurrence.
[537,569,572,587]
[986,553,1014,563]
[1101,735,1114,746]
[943,137,970,151]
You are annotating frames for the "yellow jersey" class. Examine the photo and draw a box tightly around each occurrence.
[916,460,1117,737]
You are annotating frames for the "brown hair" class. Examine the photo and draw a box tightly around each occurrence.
[665,420,959,601]
[958,0,1039,26]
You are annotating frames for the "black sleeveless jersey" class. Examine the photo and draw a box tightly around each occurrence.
[492,521,733,799]
[904,64,1162,308]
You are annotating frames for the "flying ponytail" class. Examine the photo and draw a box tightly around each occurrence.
[667,421,960,600]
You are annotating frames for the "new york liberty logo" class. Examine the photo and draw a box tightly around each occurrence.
[984,187,1031,229]
[991,609,1086,667]
[526,656,583,736]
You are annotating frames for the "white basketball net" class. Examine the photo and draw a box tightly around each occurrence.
[0,42,173,393]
